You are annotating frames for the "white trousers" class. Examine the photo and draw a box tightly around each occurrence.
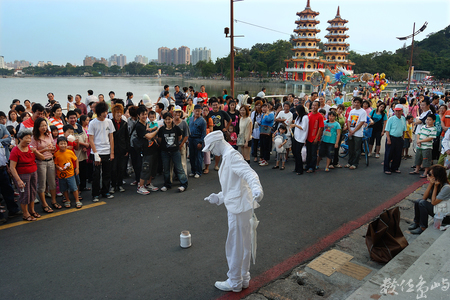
[226,209,252,290]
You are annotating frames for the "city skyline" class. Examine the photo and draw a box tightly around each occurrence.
[1,0,449,66]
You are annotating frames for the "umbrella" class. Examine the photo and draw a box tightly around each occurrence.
[249,200,259,265]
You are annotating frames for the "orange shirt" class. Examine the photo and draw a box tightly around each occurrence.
[442,110,450,137]
[54,149,77,179]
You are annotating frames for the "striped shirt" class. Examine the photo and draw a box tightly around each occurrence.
[49,117,64,136]
[417,125,437,150]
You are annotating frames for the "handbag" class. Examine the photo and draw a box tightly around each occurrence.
[259,125,271,135]
[237,135,245,146]
[365,206,408,263]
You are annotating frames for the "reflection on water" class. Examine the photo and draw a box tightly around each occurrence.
[0,77,296,112]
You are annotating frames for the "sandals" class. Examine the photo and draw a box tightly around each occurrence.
[75,201,83,209]
[325,168,330,172]
[420,174,427,178]
[51,202,62,209]
[42,206,54,213]
[22,215,36,221]
[328,165,334,169]
[409,171,420,175]
[344,164,351,168]
[349,165,357,170]
[64,202,71,208]
[385,171,392,175]
[280,167,285,170]
[203,169,209,174]
[272,166,279,169]
[30,212,41,218]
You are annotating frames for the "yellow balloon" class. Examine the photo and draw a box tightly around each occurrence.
[380,86,385,90]
[380,73,386,79]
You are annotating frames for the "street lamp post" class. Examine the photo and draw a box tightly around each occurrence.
[396,22,427,92]
[225,0,244,98]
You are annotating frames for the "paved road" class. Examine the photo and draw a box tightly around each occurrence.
[1,154,420,299]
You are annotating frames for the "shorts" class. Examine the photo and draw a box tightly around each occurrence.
[276,152,286,162]
[319,142,335,160]
[59,175,78,193]
[403,139,411,149]
[140,153,158,181]
[415,148,432,168]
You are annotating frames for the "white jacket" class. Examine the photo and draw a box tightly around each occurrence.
[216,148,262,214]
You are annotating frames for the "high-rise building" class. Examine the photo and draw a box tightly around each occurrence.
[191,47,211,65]
[109,54,127,67]
[84,56,108,67]
[158,47,171,64]
[0,56,4,68]
[178,46,190,65]
[170,48,178,65]
[6,60,33,69]
[135,55,149,65]
[158,46,191,65]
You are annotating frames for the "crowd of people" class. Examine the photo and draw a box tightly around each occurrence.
[0,84,449,227]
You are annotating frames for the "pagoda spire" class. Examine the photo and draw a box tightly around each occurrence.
[336,6,340,17]
[306,0,311,8]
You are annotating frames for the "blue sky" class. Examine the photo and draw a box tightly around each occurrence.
[1,0,448,66]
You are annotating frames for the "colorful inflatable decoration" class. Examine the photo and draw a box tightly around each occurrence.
[368,73,389,95]
[323,67,358,88]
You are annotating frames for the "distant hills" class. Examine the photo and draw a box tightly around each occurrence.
[349,25,450,80]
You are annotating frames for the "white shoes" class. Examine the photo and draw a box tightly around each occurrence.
[194,174,200,179]
[137,186,150,195]
[214,280,249,292]
[178,186,186,192]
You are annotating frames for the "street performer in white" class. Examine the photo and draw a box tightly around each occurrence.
[203,130,264,292]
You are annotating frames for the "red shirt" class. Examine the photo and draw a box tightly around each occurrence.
[75,102,88,115]
[307,112,325,143]
[9,146,37,174]
[197,92,208,105]
[22,117,34,129]
[442,110,450,137]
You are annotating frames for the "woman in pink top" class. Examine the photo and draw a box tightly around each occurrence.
[409,98,419,118]
[31,117,60,211]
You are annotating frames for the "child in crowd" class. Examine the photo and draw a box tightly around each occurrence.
[147,111,159,136]
[228,124,237,150]
[50,125,59,143]
[319,109,327,120]
[54,136,81,208]
[411,114,437,178]
[317,111,341,172]
[6,125,16,149]
[403,115,414,159]
[67,95,76,112]
[185,98,194,122]
[272,124,288,170]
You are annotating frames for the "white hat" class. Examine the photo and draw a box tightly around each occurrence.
[330,105,338,109]
[202,131,224,152]
[174,105,182,112]
[144,101,153,109]
[394,104,403,111]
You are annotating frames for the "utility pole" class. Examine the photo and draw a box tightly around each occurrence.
[230,0,235,98]
[397,21,427,93]
[407,23,415,92]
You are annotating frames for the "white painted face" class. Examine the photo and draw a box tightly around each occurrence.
[209,141,221,156]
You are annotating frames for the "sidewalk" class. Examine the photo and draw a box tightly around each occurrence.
[244,183,450,300]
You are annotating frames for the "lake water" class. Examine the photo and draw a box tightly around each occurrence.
[0,77,293,113]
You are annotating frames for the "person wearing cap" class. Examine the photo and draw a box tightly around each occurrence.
[202,130,263,293]
[384,104,407,175]
[188,105,206,178]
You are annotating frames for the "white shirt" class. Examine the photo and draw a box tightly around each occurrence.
[160,97,169,110]
[293,115,309,143]
[277,111,293,135]
[347,108,367,138]
[353,89,359,97]
[256,91,266,98]
[87,118,116,155]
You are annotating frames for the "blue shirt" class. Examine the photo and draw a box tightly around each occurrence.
[188,116,206,140]
[261,112,274,127]
[334,97,344,105]
[370,110,387,123]
[385,115,407,137]
[322,120,341,144]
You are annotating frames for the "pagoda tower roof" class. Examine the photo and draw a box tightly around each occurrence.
[297,0,319,16]
[327,6,348,23]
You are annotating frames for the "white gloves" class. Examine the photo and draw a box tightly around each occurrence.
[204,193,221,205]
[94,152,101,162]
[252,189,264,202]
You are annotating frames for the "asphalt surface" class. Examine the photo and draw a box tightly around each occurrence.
[0,153,420,299]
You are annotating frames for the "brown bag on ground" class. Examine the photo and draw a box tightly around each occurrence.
[365,206,409,263]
